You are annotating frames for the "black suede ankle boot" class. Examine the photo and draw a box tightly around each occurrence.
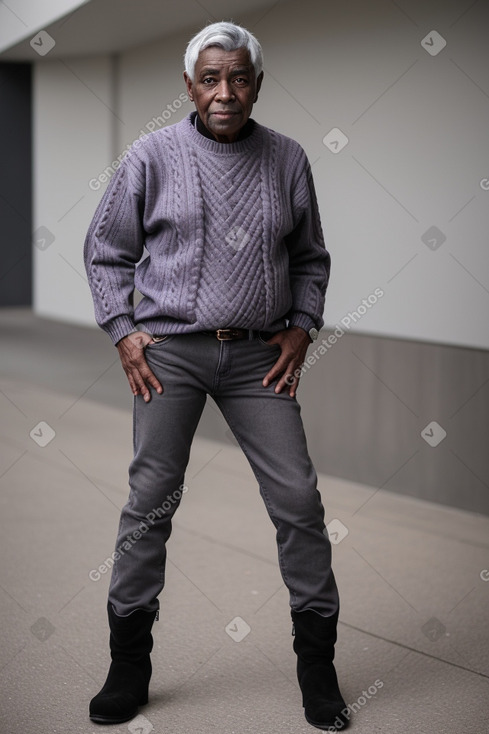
[89,602,158,725]
[292,609,349,731]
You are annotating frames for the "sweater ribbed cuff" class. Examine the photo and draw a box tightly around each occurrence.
[288,312,317,334]
[104,315,138,345]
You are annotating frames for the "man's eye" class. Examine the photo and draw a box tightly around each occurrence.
[203,77,215,84]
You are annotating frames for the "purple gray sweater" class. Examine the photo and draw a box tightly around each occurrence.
[84,112,330,344]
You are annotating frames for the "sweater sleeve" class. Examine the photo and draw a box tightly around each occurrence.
[285,150,331,333]
[84,155,146,344]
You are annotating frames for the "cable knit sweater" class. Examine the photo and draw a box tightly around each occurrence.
[84,112,330,345]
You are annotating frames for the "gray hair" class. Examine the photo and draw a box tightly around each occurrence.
[184,21,263,82]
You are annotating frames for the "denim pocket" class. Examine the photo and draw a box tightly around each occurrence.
[257,331,280,348]
[145,334,176,348]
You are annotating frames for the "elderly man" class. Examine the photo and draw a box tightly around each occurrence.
[84,21,347,731]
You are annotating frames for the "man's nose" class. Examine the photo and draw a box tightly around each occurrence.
[215,81,235,101]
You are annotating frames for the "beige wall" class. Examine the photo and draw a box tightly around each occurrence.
[33,56,114,324]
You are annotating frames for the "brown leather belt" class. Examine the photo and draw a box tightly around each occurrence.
[204,328,258,341]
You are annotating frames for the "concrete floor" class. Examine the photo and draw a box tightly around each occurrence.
[1,309,488,734]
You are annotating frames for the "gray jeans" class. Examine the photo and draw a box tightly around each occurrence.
[108,332,339,617]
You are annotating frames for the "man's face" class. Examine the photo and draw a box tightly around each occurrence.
[184,46,263,143]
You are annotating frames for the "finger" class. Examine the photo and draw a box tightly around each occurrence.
[262,355,288,387]
[273,357,304,394]
[274,372,297,395]
[289,374,300,397]
[132,370,159,402]
[124,352,163,399]
[148,374,164,394]
[139,379,152,402]
[138,362,163,396]
[126,373,140,397]
[124,368,146,398]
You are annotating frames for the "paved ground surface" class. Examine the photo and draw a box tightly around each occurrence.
[1,309,488,733]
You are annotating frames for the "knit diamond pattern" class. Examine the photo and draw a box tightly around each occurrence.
[194,148,266,327]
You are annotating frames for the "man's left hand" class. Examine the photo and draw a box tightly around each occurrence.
[262,326,311,397]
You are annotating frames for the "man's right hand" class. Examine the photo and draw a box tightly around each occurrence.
[116,331,163,403]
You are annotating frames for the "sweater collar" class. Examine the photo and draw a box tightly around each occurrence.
[193,111,255,142]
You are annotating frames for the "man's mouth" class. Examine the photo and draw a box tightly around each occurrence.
[211,111,239,118]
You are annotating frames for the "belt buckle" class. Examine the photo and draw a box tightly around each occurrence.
[216,328,240,341]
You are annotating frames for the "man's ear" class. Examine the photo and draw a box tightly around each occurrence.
[254,71,264,102]
[183,71,193,102]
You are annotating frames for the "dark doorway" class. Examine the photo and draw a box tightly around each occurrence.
[0,62,32,307]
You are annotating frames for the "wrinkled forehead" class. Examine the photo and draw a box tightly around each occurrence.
[195,46,254,74]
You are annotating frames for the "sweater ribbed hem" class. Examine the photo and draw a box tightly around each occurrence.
[131,316,288,338]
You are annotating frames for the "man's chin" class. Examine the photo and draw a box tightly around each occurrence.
[208,114,242,131]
